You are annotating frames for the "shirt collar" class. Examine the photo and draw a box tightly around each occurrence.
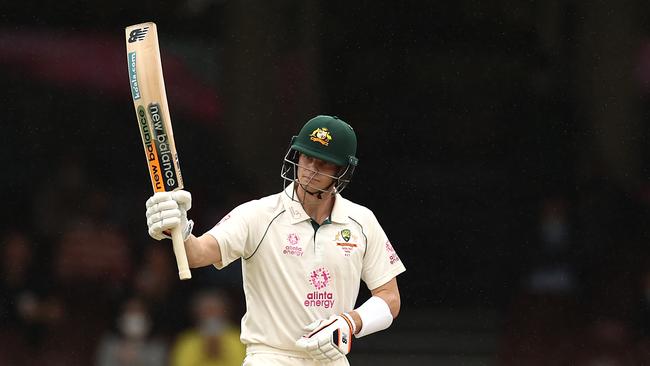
[281,183,311,224]
[281,183,349,225]
[329,192,349,224]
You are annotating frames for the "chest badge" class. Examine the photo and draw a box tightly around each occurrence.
[341,229,351,241]
[335,229,358,257]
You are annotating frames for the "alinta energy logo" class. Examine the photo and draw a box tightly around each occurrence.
[283,233,303,257]
[304,267,335,309]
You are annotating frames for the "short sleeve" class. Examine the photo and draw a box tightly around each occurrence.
[360,211,406,290]
[206,201,257,269]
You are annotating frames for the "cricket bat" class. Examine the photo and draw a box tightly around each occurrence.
[125,22,191,280]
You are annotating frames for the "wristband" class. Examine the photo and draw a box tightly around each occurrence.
[354,296,393,338]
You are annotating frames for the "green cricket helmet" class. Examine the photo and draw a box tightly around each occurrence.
[281,115,359,195]
[292,115,358,167]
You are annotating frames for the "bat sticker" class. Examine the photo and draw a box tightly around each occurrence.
[127,52,140,100]
[127,27,149,43]
[148,103,180,190]
[137,106,163,191]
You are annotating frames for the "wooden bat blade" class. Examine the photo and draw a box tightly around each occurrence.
[126,22,184,192]
[126,22,191,280]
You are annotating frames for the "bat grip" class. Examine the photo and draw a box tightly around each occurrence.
[171,226,192,280]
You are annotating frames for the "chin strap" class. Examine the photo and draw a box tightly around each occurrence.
[299,180,336,200]
[304,188,324,200]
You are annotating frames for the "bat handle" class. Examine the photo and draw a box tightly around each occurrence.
[171,226,192,280]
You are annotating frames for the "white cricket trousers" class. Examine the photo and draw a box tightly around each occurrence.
[243,344,350,366]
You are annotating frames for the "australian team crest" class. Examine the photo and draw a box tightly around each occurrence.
[340,229,351,242]
[335,229,358,257]
[310,127,332,146]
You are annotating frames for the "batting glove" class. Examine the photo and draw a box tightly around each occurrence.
[145,190,193,241]
[295,313,355,361]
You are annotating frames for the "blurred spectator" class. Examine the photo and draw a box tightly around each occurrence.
[45,192,135,365]
[499,197,581,364]
[135,244,177,304]
[525,196,577,295]
[0,230,72,365]
[637,268,650,338]
[96,296,167,366]
[0,231,41,364]
[170,289,245,366]
[635,268,650,363]
[32,156,89,237]
[54,219,132,288]
[498,292,580,365]
[558,317,638,365]
[0,231,41,328]
[637,337,650,364]
[135,244,188,337]
[28,293,81,366]
[54,191,133,290]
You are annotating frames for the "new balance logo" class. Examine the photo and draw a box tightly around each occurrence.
[128,27,149,43]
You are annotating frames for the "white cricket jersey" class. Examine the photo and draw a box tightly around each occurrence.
[207,183,406,354]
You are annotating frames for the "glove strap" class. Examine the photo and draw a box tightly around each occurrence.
[340,312,356,334]
[162,219,194,241]
[183,219,194,241]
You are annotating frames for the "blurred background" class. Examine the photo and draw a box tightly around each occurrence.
[2,0,650,365]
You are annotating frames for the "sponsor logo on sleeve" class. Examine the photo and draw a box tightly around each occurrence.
[385,240,401,264]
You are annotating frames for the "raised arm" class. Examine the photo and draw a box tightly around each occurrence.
[183,233,222,268]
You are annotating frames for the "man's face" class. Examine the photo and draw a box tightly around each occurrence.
[296,153,339,192]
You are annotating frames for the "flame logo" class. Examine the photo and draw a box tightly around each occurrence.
[309,267,331,290]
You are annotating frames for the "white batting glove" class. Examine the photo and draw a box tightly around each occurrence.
[295,313,355,361]
[145,190,193,241]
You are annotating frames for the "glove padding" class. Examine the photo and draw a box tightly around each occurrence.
[145,190,193,241]
[295,313,355,361]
